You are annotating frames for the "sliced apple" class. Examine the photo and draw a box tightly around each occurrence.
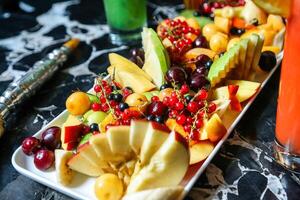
[108,66,156,93]
[142,28,170,88]
[226,80,261,91]
[129,120,149,154]
[89,134,124,162]
[100,113,116,133]
[127,131,189,193]
[61,115,82,150]
[106,125,132,158]
[109,53,152,81]
[189,141,215,165]
[213,81,260,102]
[184,48,217,61]
[77,142,109,168]
[205,113,227,142]
[140,122,170,165]
[67,152,104,177]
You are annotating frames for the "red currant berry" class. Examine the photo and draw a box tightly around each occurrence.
[208,102,217,113]
[169,97,179,107]
[190,129,200,141]
[101,80,108,87]
[187,101,198,113]
[91,103,101,111]
[100,96,106,103]
[94,85,101,93]
[184,124,192,132]
[194,29,200,35]
[171,91,177,98]
[180,84,189,95]
[197,110,206,118]
[151,96,159,102]
[176,114,186,125]
[163,96,170,106]
[203,3,212,13]
[198,101,205,109]
[186,116,193,124]
[101,103,109,112]
[175,102,184,111]
[196,89,208,101]
[195,118,204,128]
[109,100,118,107]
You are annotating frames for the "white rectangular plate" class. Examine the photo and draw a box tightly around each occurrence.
[12,53,283,200]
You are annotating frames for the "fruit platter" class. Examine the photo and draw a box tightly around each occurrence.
[12,1,285,200]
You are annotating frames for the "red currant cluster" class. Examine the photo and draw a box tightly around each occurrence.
[198,0,245,16]
[161,85,217,142]
[159,18,200,53]
[92,79,143,129]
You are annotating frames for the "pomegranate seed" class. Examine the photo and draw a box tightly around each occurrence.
[194,29,200,35]
[187,101,198,113]
[182,26,189,34]
[91,103,101,111]
[175,102,184,111]
[170,20,177,26]
[168,35,175,43]
[208,102,217,113]
[165,18,171,25]
[203,3,212,13]
[180,84,189,94]
[195,118,204,128]
[176,114,186,125]
[94,85,101,93]
[151,96,160,102]
[182,21,188,27]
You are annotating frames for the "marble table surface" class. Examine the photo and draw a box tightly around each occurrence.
[0,0,299,199]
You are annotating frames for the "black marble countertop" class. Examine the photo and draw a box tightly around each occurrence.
[0,1,299,200]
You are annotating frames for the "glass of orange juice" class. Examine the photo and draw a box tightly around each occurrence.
[274,0,300,173]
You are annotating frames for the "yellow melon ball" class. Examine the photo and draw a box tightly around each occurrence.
[66,91,91,116]
[202,24,220,41]
[94,174,123,200]
[210,33,228,53]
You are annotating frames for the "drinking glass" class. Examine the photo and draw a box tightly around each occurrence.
[103,0,147,45]
[274,0,300,173]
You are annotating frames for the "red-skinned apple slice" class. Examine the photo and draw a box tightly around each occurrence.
[77,142,109,168]
[61,115,82,150]
[127,131,189,193]
[63,125,82,143]
[62,141,78,151]
[189,141,214,165]
[89,134,124,162]
[67,152,104,177]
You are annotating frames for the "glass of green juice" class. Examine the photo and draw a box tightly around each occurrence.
[103,0,147,45]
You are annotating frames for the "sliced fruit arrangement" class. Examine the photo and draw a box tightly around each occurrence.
[20,2,285,199]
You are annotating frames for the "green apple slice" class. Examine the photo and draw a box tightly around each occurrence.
[250,34,264,73]
[242,34,259,79]
[142,28,169,88]
[208,43,240,87]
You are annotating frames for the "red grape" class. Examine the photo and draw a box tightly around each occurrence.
[193,35,208,48]
[189,74,210,91]
[41,126,61,151]
[147,101,168,116]
[22,137,40,155]
[34,149,54,170]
